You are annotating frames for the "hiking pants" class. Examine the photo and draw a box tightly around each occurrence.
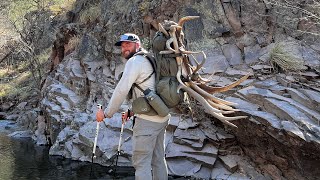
[132,117,169,180]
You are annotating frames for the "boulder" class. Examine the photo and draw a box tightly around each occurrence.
[222,44,243,65]
[299,89,320,112]
[17,102,28,110]
[302,45,320,67]
[286,88,314,111]
[166,142,217,165]
[167,158,202,177]
[1,102,14,112]
[211,160,232,179]
[219,155,238,173]
[239,87,320,127]
[244,44,261,64]
[281,121,306,141]
[173,128,206,148]
[8,130,33,138]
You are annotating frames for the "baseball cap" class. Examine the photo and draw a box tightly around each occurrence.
[114,33,140,46]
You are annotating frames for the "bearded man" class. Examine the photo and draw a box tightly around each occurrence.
[97,33,170,180]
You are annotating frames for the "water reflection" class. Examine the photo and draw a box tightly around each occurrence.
[0,133,14,180]
[0,133,135,180]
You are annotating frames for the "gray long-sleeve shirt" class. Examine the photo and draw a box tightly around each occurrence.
[104,54,170,123]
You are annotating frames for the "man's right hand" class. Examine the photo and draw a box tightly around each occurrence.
[96,104,105,122]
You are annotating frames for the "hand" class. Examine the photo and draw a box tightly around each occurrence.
[96,107,105,122]
[121,110,134,124]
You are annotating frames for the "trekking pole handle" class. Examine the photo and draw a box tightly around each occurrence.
[121,109,133,124]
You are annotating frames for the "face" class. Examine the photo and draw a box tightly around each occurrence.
[121,41,140,59]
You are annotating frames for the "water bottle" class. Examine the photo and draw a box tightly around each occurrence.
[143,88,169,117]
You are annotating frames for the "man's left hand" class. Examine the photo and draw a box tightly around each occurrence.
[121,111,133,124]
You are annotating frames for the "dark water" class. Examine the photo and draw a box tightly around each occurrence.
[0,120,186,180]
[0,120,136,180]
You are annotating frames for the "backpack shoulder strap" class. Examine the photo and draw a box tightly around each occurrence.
[132,51,156,94]
[134,51,159,81]
[132,83,145,94]
[135,51,157,72]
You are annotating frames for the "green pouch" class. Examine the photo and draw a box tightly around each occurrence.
[132,97,157,116]
[157,77,182,108]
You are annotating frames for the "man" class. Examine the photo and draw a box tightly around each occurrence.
[97,33,170,180]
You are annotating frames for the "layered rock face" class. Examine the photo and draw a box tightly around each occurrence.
[22,0,320,179]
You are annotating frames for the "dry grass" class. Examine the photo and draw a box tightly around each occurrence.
[141,37,151,50]
[0,71,33,101]
[79,5,100,24]
[67,35,81,50]
[49,0,75,15]
[270,42,307,72]
[59,0,76,12]
[138,1,150,15]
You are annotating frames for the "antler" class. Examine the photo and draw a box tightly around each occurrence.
[160,16,249,127]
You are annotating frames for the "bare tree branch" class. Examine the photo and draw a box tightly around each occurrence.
[265,0,320,21]
[0,51,13,64]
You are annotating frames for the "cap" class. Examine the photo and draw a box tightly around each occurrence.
[114,33,140,46]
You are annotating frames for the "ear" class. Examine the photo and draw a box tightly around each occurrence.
[135,42,141,51]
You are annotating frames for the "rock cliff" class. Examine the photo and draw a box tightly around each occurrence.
[3,0,320,179]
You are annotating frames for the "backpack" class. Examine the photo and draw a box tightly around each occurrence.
[152,31,184,108]
[131,31,183,116]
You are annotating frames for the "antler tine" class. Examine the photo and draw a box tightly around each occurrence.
[207,99,240,111]
[178,16,200,27]
[189,54,200,68]
[158,23,169,37]
[192,75,211,83]
[211,112,247,123]
[163,20,178,30]
[159,50,175,54]
[176,16,200,46]
[198,74,250,94]
[182,56,193,78]
[190,51,206,74]
[179,48,202,55]
[168,26,179,51]
[166,37,179,53]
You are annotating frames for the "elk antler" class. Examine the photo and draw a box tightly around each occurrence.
[159,17,249,127]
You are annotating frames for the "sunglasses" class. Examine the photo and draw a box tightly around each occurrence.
[120,34,138,42]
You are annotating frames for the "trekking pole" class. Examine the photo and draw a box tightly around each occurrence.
[115,115,125,167]
[92,122,100,163]
[92,104,104,164]
[114,109,130,176]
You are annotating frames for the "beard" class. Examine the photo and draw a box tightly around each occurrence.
[123,51,136,59]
